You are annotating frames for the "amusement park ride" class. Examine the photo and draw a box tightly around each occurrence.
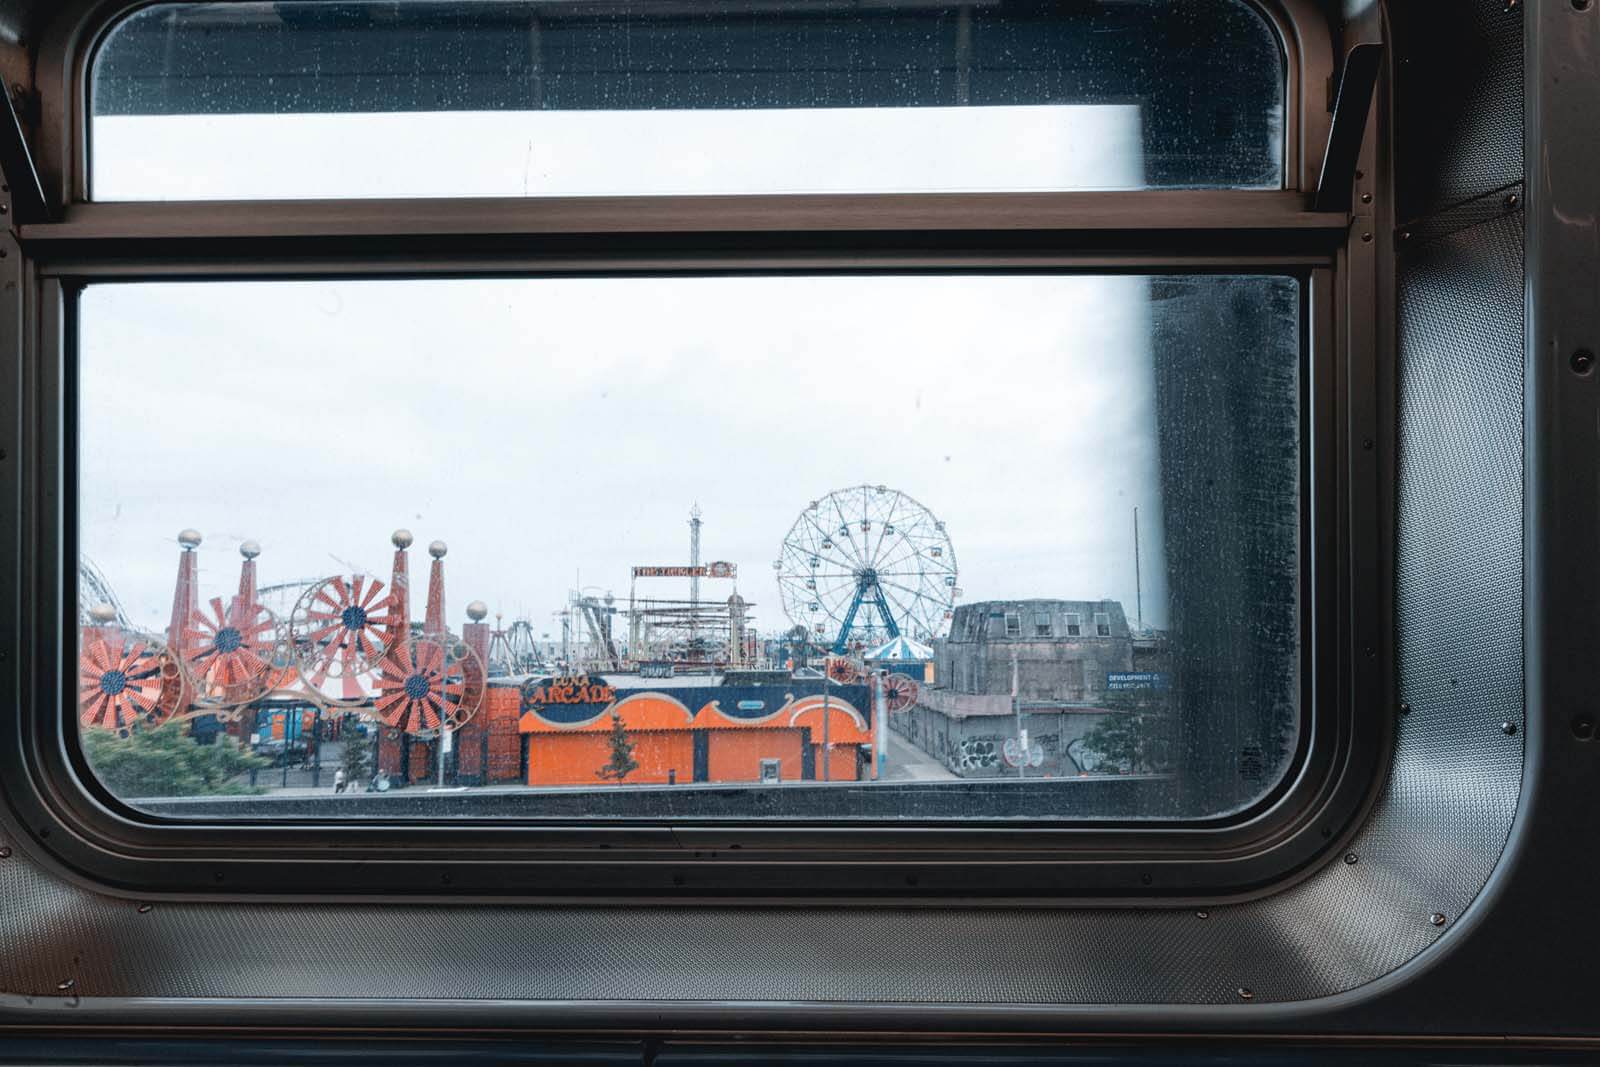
[776,485,960,655]
[77,529,488,772]
[79,485,952,748]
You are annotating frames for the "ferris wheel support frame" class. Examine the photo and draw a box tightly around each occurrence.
[832,570,900,654]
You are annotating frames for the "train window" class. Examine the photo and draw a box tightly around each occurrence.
[75,273,1302,821]
[3,0,1360,896]
[87,0,1287,201]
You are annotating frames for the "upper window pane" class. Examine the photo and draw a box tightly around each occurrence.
[88,0,1286,200]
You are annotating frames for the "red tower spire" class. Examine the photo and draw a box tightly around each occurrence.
[389,529,414,638]
[231,539,260,626]
[463,599,490,667]
[168,528,202,654]
[424,540,447,639]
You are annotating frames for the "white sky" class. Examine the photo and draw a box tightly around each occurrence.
[91,105,1148,200]
[81,105,1171,638]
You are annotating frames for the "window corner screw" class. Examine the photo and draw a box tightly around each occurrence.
[1505,193,1520,210]
[1362,437,1373,451]
[1429,912,1447,926]
[1501,721,1518,735]
[1360,231,1373,243]
[1237,988,1254,1000]
[1344,852,1359,865]
[1399,702,1412,716]
[1360,193,1372,204]
[1400,230,1412,242]
[0,846,11,859]
[136,903,152,914]
[1570,349,1594,375]
[1196,910,1209,919]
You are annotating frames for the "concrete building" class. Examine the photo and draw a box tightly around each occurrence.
[937,599,1135,702]
[896,599,1169,778]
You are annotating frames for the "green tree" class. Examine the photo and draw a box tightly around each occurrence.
[595,711,639,782]
[81,722,269,799]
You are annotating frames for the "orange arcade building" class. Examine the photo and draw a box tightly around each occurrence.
[482,673,877,786]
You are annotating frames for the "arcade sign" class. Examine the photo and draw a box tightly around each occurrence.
[520,674,618,725]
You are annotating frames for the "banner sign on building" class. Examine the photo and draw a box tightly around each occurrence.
[638,661,675,679]
[1106,671,1170,691]
[632,562,738,579]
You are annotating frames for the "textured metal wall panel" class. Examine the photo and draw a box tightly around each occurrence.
[1394,0,1523,221]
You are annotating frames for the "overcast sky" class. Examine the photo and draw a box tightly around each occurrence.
[81,106,1170,639]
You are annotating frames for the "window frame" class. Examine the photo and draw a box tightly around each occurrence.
[0,0,1397,902]
[1095,612,1113,637]
[1064,612,1083,637]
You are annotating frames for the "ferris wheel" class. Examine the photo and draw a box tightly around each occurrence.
[774,485,959,653]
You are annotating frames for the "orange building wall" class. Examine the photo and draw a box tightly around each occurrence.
[503,683,872,786]
[812,742,860,783]
[707,728,804,783]
[528,729,694,786]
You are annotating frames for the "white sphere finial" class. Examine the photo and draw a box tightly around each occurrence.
[391,529,414,549]
[239,539,261,560]
[177,529,202,550]
[88,603,117,624]
[466,600,488,622]
[428,540,448,559]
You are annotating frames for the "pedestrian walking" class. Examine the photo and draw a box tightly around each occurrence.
[333,768,346,794]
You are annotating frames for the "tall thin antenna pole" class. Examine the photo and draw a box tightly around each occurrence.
[689,503,702,655]
[1133,505,1143,633]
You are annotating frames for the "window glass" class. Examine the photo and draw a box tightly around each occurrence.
[76,273,1300,819]
[88,0,1286,200]
[1064,613,1083,637]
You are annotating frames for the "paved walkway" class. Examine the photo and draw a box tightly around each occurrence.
[882,728,959,782]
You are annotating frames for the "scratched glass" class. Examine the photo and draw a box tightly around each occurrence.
[76,274,1301,819]
[88,0,1285,199]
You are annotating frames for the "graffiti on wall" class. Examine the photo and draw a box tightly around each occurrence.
[956,736,1000,772]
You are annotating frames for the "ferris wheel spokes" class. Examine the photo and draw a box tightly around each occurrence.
[777,485,958,653]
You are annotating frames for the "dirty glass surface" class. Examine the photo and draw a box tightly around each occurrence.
[88,0,1285,199]
[75,274,1302,819]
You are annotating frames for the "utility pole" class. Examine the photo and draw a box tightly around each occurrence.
[689,504,702,654]
[1012,650,1026,780]
[1134,505,1143,633]
[822,656,832,782]
[873,669,887,780]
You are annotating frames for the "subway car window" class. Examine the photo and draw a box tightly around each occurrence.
[87,0,1286,200]
[76,273,1302,819]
